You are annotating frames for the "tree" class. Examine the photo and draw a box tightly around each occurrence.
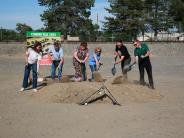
[16,23,33,34]
[170,0,184,32]
[104,0,176,41]
[0,28,24,42]
[144,0,173,40]
[104,0,144,41]
[16,23,33,40]
[38,0,96,41]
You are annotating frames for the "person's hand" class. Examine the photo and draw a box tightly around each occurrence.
[51,55,55,60]
[25,62,28,66]
[79,60,84,63]
[133,61,136,65]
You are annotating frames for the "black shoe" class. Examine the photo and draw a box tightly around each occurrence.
[88,79,94,82]
[140,81,146,86]
[148,85,155,90]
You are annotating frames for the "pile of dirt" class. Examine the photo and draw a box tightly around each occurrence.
[111,75,127,84]
[93,71,104,82]
[24,77,162,105]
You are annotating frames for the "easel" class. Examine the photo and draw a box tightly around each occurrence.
[79,82,121,106]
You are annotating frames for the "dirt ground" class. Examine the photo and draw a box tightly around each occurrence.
[0,42,184,138]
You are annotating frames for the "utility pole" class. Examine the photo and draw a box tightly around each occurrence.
[97,13,99,26]
[0,27,2,41]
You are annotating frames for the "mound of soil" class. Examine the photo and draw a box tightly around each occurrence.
[25,77,162,105]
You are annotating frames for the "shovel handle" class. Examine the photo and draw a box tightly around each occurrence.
[114,56,117,62]
[113,56,117,67]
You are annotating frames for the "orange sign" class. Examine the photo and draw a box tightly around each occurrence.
[39,55,52,66]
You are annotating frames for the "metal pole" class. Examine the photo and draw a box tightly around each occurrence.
[0,27,2,41]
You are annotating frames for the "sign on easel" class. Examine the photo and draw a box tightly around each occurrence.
[26,31,61,66]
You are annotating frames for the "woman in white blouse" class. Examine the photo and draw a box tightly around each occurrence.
[20,42,42,92]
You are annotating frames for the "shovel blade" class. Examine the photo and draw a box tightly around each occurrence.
[111,66,116,76]
[123,65,131,72]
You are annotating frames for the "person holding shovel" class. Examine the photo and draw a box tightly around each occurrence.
[88,47,103,81]
[114,40,131,79]
[48,41,64,80]
[73,42,89,82]
[133,40,155,89]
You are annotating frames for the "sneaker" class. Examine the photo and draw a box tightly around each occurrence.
[20,88,25,92]
[74,77,82,82]
[33,89,38,92]
[88,79,94,82]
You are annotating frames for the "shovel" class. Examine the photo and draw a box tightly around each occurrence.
[123,62,136,72]
[111,57,117,76]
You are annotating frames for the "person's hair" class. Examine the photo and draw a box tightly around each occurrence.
[33,41,42,50]
[80,42,88,49]
[54,40,61,47]
[115,40,123,50]
[116,39,123,43]
[94,47,102,53]
[133,39,141,45]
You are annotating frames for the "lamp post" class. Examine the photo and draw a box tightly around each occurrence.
[0,27,2,41]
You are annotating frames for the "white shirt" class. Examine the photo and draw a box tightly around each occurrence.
[27,48,42,64]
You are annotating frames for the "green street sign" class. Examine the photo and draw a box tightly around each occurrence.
[26,32,61,37]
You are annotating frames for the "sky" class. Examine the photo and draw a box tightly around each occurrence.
[0,0,110,30]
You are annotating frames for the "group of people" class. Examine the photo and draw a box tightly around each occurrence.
[20,39,155,92]
[114,40,154,89]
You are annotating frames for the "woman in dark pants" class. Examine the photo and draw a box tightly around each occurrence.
[73,42,89,82]
[133,40,155,89]
[114,40,131,79]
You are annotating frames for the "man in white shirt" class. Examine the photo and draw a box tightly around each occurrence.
[48,41,64,80]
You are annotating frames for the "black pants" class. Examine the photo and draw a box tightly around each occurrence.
[81,63,87,81]
[121,57,131,78]
[138,57,154,88]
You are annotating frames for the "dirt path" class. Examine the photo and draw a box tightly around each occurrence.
[0,54,184,138]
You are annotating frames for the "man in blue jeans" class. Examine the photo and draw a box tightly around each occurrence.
[48,41,64,80]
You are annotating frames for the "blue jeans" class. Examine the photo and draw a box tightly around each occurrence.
[22,63,37,89]
[51,61,63,80]
[89,65,97,80]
